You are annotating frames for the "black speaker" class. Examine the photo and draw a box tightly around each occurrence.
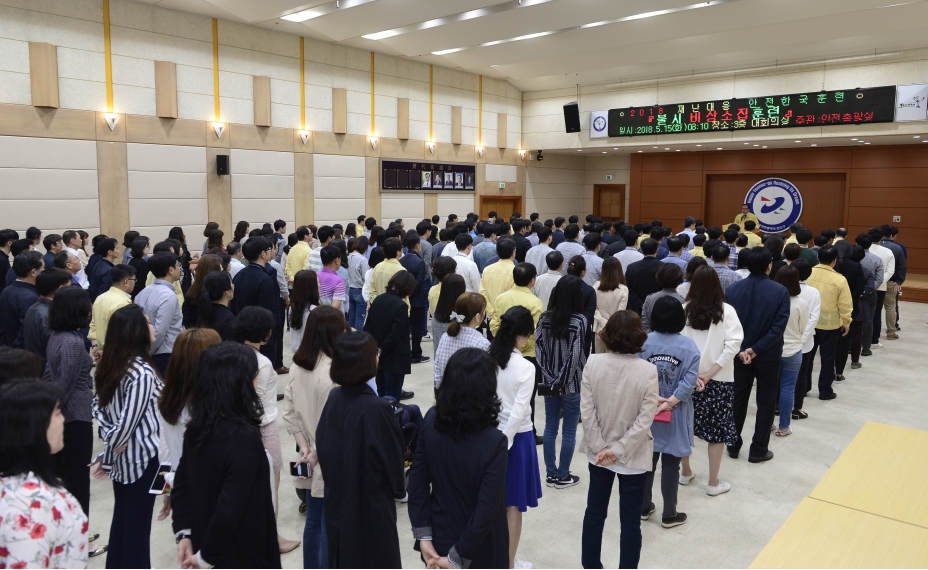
[563,102,581,133]
[216,154,230,175]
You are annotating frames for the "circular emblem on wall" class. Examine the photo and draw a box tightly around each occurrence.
[592,115,607,132]
[745,178,803,233]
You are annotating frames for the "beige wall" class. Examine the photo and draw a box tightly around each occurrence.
[522,49,928,151]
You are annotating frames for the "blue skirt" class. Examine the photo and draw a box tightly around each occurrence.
[505,431,543,512]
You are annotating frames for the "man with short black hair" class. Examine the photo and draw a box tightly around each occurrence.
[400,235,429,364]
[806,246,852,400]
[555,224,584,276]
[42,234,63,269]
[53,251,82,288]
[879,224,905,341]
[821,229,837,244]
[677,217,697,249]
[662,236,688,272]
[471,224,497,275]
[734,203,759,227]
[307,225,335,272]
[415,220,434,277]
[479,238,517,322]
[794,229,818,266]
[272,219,287,263]
[370,237,405,303]
[551,216,566,248]
[231,237,279,363]
[226,241,245,277]
[0,251,43,347]
[511,219,531,263]
[134,251,182,375]
[855,234,883,357]
[867,228,894,347]
[724,246,790,462]
[61,230,88,289]
[0,229,19,295]
[89,263,135,356]
[743,220,762,247]
[23,267,71,370]
[448,233,479,293]
[448,214,459,226]
[487,210,498,223]
[87,237,120,302]
[624,238,663,315]
[285,226,312,281]
[533,251,563,309]
[318,245,346,309]
[613,229,644,274]
[526,227,553,277]
[25,227,41,248]
[581,233,603,287]
[710,244,744,291]
[5,239,35,288]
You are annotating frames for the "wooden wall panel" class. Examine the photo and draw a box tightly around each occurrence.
[640,204,696,225]
[849,187,928,208]
[253,76,271,127]
[424,193,438,219]
[294,152,313,226]
[641,170,703,187]
[848,207,928,229]
[641,153,703,171]
[96,141,129,239]
[852,147,928,169]
[497,113,507,148]
[29,42,59,108]
[397,98,409,140]
[640,186,702,204]
[364,157,382,222]
[851,168,928,188]
[154,61,177,119]
[451,106,462,145]
[229,124,292,152]
[771,148,852,170]
[0,103,95,140]
[125,115,206,146]
[332,88,347,134]
[703,152,773,171]
[206,147,232,233]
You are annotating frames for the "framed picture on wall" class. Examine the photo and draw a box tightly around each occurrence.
[383,169,396,189]
[454,172,464,189]
[444,172,454,188]
[465,172,475,189]
[421,171,432,188]
[397,170,409,189]
[381,160,476,192]
[410,169,420,189]
[432,171,443,189]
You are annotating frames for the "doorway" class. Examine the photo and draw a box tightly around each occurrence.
[593,184,625,221]
[480,196,522,221]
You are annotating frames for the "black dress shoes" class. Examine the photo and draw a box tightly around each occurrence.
[748,450,774,463]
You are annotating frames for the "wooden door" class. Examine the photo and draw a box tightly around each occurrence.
[480,196,521,220]
[594,185,625,221]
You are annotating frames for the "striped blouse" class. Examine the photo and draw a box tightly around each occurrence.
[93,357,163,484]
[535,312,588,394]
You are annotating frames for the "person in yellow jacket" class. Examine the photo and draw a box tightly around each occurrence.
[743,220,763,248]
[805,245,852,400]
[478,238,516,320]
[285,226,313,282]
[734,204,759,228]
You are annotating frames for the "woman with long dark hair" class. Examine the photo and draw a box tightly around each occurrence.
[181,253,222,328]
[201,222,219,254]
[289,269,320,349]
[171,342,280,569]
[428,258,460,352]
[0,381,89,568]
[677,257,708,298]
[433,291,489,390]
[408,348,510,569]
[536,275,588,489]
[157,327,221,515]
[679,266,744,496]
[122,230,139,264]
[43,286,94,518]
[488,307,542,568]
[765,236,787,281]
[197,271,235,340]
[232,220,250,244]
[593,256,628,354]
[346,237,370,329]
[206,228,225,252]
[364,271,417,400]
[92,304,163,568]
[168,227,193,294]
[361,246,385,306]
[128,237,150,299]
[345,222,358,239]
[316,332,406,568]
[283,306,346,568]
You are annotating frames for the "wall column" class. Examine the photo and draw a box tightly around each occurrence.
[96,141,129,239]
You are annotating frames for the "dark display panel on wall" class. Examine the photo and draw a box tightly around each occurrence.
[381,160,475,192]
[607,86,896,137]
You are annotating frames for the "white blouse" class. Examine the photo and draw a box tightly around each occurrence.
[681,303,744,383]
[289,305,316,353]
[0,473,89,569]
[251,348,279,426]
[495,350,536,448]
[782,295,811,358]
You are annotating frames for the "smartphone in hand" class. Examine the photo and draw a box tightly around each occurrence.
[289,461,311,477]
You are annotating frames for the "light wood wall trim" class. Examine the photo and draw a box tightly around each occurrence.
[95,111,126,142]
[365,157,382,221]
[0,103,94,140]
[424,193,438,219]
[96,141,129,239]
[126,115,206,146]
[332,88,347,134]
[437,142,475,163]
[294,153,313,226]
[154,61,178,119]
[381,137,423,160]
[314,132,366,156]
[28,42,59,108]
[253,76,271,127]
[207,147,232,233]
[229,123,292,152]
[397,98,409,140]
[497,113,507,148]
[451,106,462,145]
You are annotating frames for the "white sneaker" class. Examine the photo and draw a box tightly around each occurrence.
[679,472,696,486]
[397,492,408,503]
[514,559,533,569]
[872,342,883,349]
[706,481,731,496]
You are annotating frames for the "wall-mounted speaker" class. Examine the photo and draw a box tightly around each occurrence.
[216,154,229,175]
[563,102,581,133]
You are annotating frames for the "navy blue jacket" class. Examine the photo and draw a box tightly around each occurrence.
[0,280,39,348]
[724,273,790,362]
[88,259,114,302]
[512,233,531,264]
[230,264,277,317]
[551,229,565,249]
[399,251,429,308]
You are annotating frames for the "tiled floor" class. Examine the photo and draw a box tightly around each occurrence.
[87,302,928,569]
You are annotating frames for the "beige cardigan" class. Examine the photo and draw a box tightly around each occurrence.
[592,283,629,333]
[580,352,659,471]
[281,355,334,498]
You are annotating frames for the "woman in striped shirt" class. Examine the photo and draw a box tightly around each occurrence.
[92,304,163,569]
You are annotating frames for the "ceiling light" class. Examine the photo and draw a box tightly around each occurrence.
[696,144,702,147]
[851,138,858,141]
[212,123,224,138]
[753,144,759,147]
[653,146,658,148]
[762,146,767,148]
[104,113,119,131]
[915,135,921,139]
[717,147,723,150]
[299,130,309,144]
[811,144,817,147]
[795,140,801,143]
[361,0,556,40]
[602,151,607,154]
[282,0,377,22]
[613,147,618,150]
[675,149,681,152]
[489,64,499,68]
[865,142,871,144]
[432,47,465,56]
[744,142,750,145]
[637,150,643,152]
[422,0,734,56]
[577,149,582,152]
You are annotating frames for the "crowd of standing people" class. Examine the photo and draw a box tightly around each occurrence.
[0,206,908,569]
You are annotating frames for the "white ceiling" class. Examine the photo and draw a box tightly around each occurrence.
[137,0,928,92]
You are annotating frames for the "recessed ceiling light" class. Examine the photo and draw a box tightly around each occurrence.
[675,149,681,151]
[717,147,723,150]
[753,144,759,147]
[795,140,801,143]
[744,142,750,145]
[432,47,465,55]
[283,0,377,22]
[637,150,643,152]
[915,135,921,139]
[865,142,871,144]
[577,149,582,152]
[696,144,702,147]
[664,147,670,150]
[762,146,767,148]
[489,64,499,68]
[613,147,618,150]
[811,144,817,147]
[602,151,607,154]
[653,146,658,149]
[851,138,858,141]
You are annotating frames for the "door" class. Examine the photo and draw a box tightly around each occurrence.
[594,185,625,221]
[480,196,521,220]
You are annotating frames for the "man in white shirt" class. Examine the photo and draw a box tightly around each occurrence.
[677,216,697,250]
[866,228,894,347]
[452,234,481,293]
[532,250,563,310]
[554,224,585,275]
[580,233,604,287]
[307,225,335,272]
[61,230,88,289]
[793,259,821,417]
[525,227,554,278]
[613,229,644,275]
[227,241,245,277]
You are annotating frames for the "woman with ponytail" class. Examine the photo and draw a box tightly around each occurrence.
[489,306,543,569]
[433,292,489,390]
[197,271,235,340]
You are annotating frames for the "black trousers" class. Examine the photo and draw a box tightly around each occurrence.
[408,306,426,359]
[793,350,815,411]
[642,452,681,519]
[809,328,841,398]
[730,357,779,458]
[106,457,159,569]
[54,421,93,517]
[525,356,541,437]
[872,290,886,343]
